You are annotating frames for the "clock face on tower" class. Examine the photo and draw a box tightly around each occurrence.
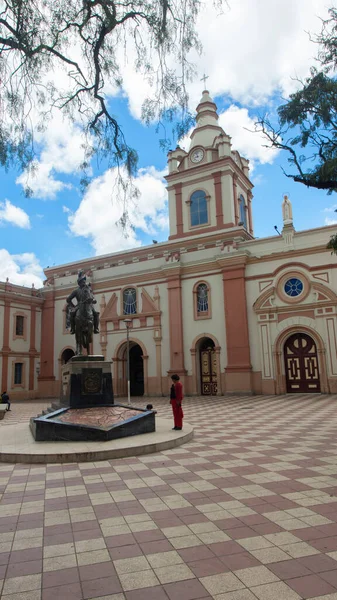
[190,148,204,163]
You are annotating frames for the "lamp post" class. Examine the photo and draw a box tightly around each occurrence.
[123,319,132,405]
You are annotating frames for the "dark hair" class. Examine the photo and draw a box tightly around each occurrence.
[171,374,180,381]
[146,404,153,410]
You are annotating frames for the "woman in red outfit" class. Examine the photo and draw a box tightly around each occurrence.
[170,374,183,430]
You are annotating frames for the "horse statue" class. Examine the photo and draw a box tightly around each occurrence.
[66,271,100,356]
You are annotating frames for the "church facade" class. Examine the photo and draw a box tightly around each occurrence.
[2,90,337,400]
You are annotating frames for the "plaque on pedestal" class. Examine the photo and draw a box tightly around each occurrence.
[61,357,113,408]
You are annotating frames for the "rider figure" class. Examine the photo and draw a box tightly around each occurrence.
[66,271,100,334]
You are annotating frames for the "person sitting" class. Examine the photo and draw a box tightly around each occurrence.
[1,391,10,411]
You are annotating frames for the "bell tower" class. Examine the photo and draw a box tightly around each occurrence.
[166,90,254,240]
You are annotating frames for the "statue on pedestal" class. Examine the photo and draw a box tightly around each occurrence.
[282,194,293,225]
[66,271,100,355]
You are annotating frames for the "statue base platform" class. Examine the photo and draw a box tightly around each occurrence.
[30,356,156,442]
[61,356,113,408]
[30,404,155,442]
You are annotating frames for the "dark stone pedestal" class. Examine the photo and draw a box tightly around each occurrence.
[31,356,156,442]
[31,405,155,442]
[61,357,113,408]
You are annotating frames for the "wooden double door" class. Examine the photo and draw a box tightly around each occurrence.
[284,333,320,393]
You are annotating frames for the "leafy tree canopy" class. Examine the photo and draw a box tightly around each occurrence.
[256,8,337,195]
[0,0,223,183]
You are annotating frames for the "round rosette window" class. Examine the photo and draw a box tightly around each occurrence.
[284,277,304,298]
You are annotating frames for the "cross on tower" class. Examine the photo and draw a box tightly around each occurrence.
[200,73,209,89]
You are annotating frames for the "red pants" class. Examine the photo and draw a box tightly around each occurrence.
[171,400,183,428]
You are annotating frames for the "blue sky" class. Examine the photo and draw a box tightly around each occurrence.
[0,0,335,287]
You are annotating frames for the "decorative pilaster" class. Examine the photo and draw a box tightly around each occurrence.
[174,183,184,237]
[247,191,253,235]
[232,173,239,225]
[222,258,252,392]
[1,298,11,393]
[212,171,224,227]
[38,291,55,383]
[166,268,186,376]
[29,306,37,390]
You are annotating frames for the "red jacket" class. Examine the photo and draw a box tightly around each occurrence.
[174,381,183,403]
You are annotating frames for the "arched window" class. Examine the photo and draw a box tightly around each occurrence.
[123,288,137,315]
[197,283,209,314]
[190,190,208,227]
[239,194,247,229]
[194,281,211,319]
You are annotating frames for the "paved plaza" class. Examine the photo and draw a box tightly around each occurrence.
[1,394,337,599]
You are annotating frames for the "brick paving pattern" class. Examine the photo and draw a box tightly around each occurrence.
[1,393,337,599]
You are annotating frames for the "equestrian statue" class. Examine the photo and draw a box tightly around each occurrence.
[66,271,100,356]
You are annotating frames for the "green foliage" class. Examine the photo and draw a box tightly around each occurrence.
[0,0,224,179]
[327,232,337,254]
[257,8,337,194]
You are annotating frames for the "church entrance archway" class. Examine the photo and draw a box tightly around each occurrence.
[129,344,144,396]
[61,348,75,364]
[198,337,217,395]
[284,332,321,393]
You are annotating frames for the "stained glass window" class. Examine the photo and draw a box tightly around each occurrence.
[190,190,208,227]
[239,195,247,229]
[123,288,137,314]
[197,283,209,314]
[284,278,304,297]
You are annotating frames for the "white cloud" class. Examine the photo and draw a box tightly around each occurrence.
[218,106,279,166]
[180,105,279,168]
[16,112,91,200]
[0,250,44,287]
[325,217,337,226]
[120,0,330,119]
[0,200,30,229]
[68,166,168,255]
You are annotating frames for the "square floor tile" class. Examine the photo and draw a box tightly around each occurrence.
[146,550,183,568]
[200,572,245,596]
[286,574,336,598]
[251,581,302,599]
[234,566,279,587]
[154,563,194,584]
[119,569,160,591]
[164,578,210,600]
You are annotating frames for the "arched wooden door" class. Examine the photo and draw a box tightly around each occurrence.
[200,339,217,395]
[129,344,144,396]
[284,333,320,393]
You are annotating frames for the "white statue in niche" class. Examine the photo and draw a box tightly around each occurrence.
[282,194,293,224]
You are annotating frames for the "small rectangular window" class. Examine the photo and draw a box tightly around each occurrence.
[16,315,24,336]
[14,363,23,385]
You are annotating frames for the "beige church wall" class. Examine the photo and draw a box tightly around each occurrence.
[180,273,226,395]
[0,302,4,348]
[168,187,177,236]
[9,305,31,353]
[181,274,227,371]
[245,245,337,395]
[35,309,42,353]
[221,175,235,226]
[8,355,29,398]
